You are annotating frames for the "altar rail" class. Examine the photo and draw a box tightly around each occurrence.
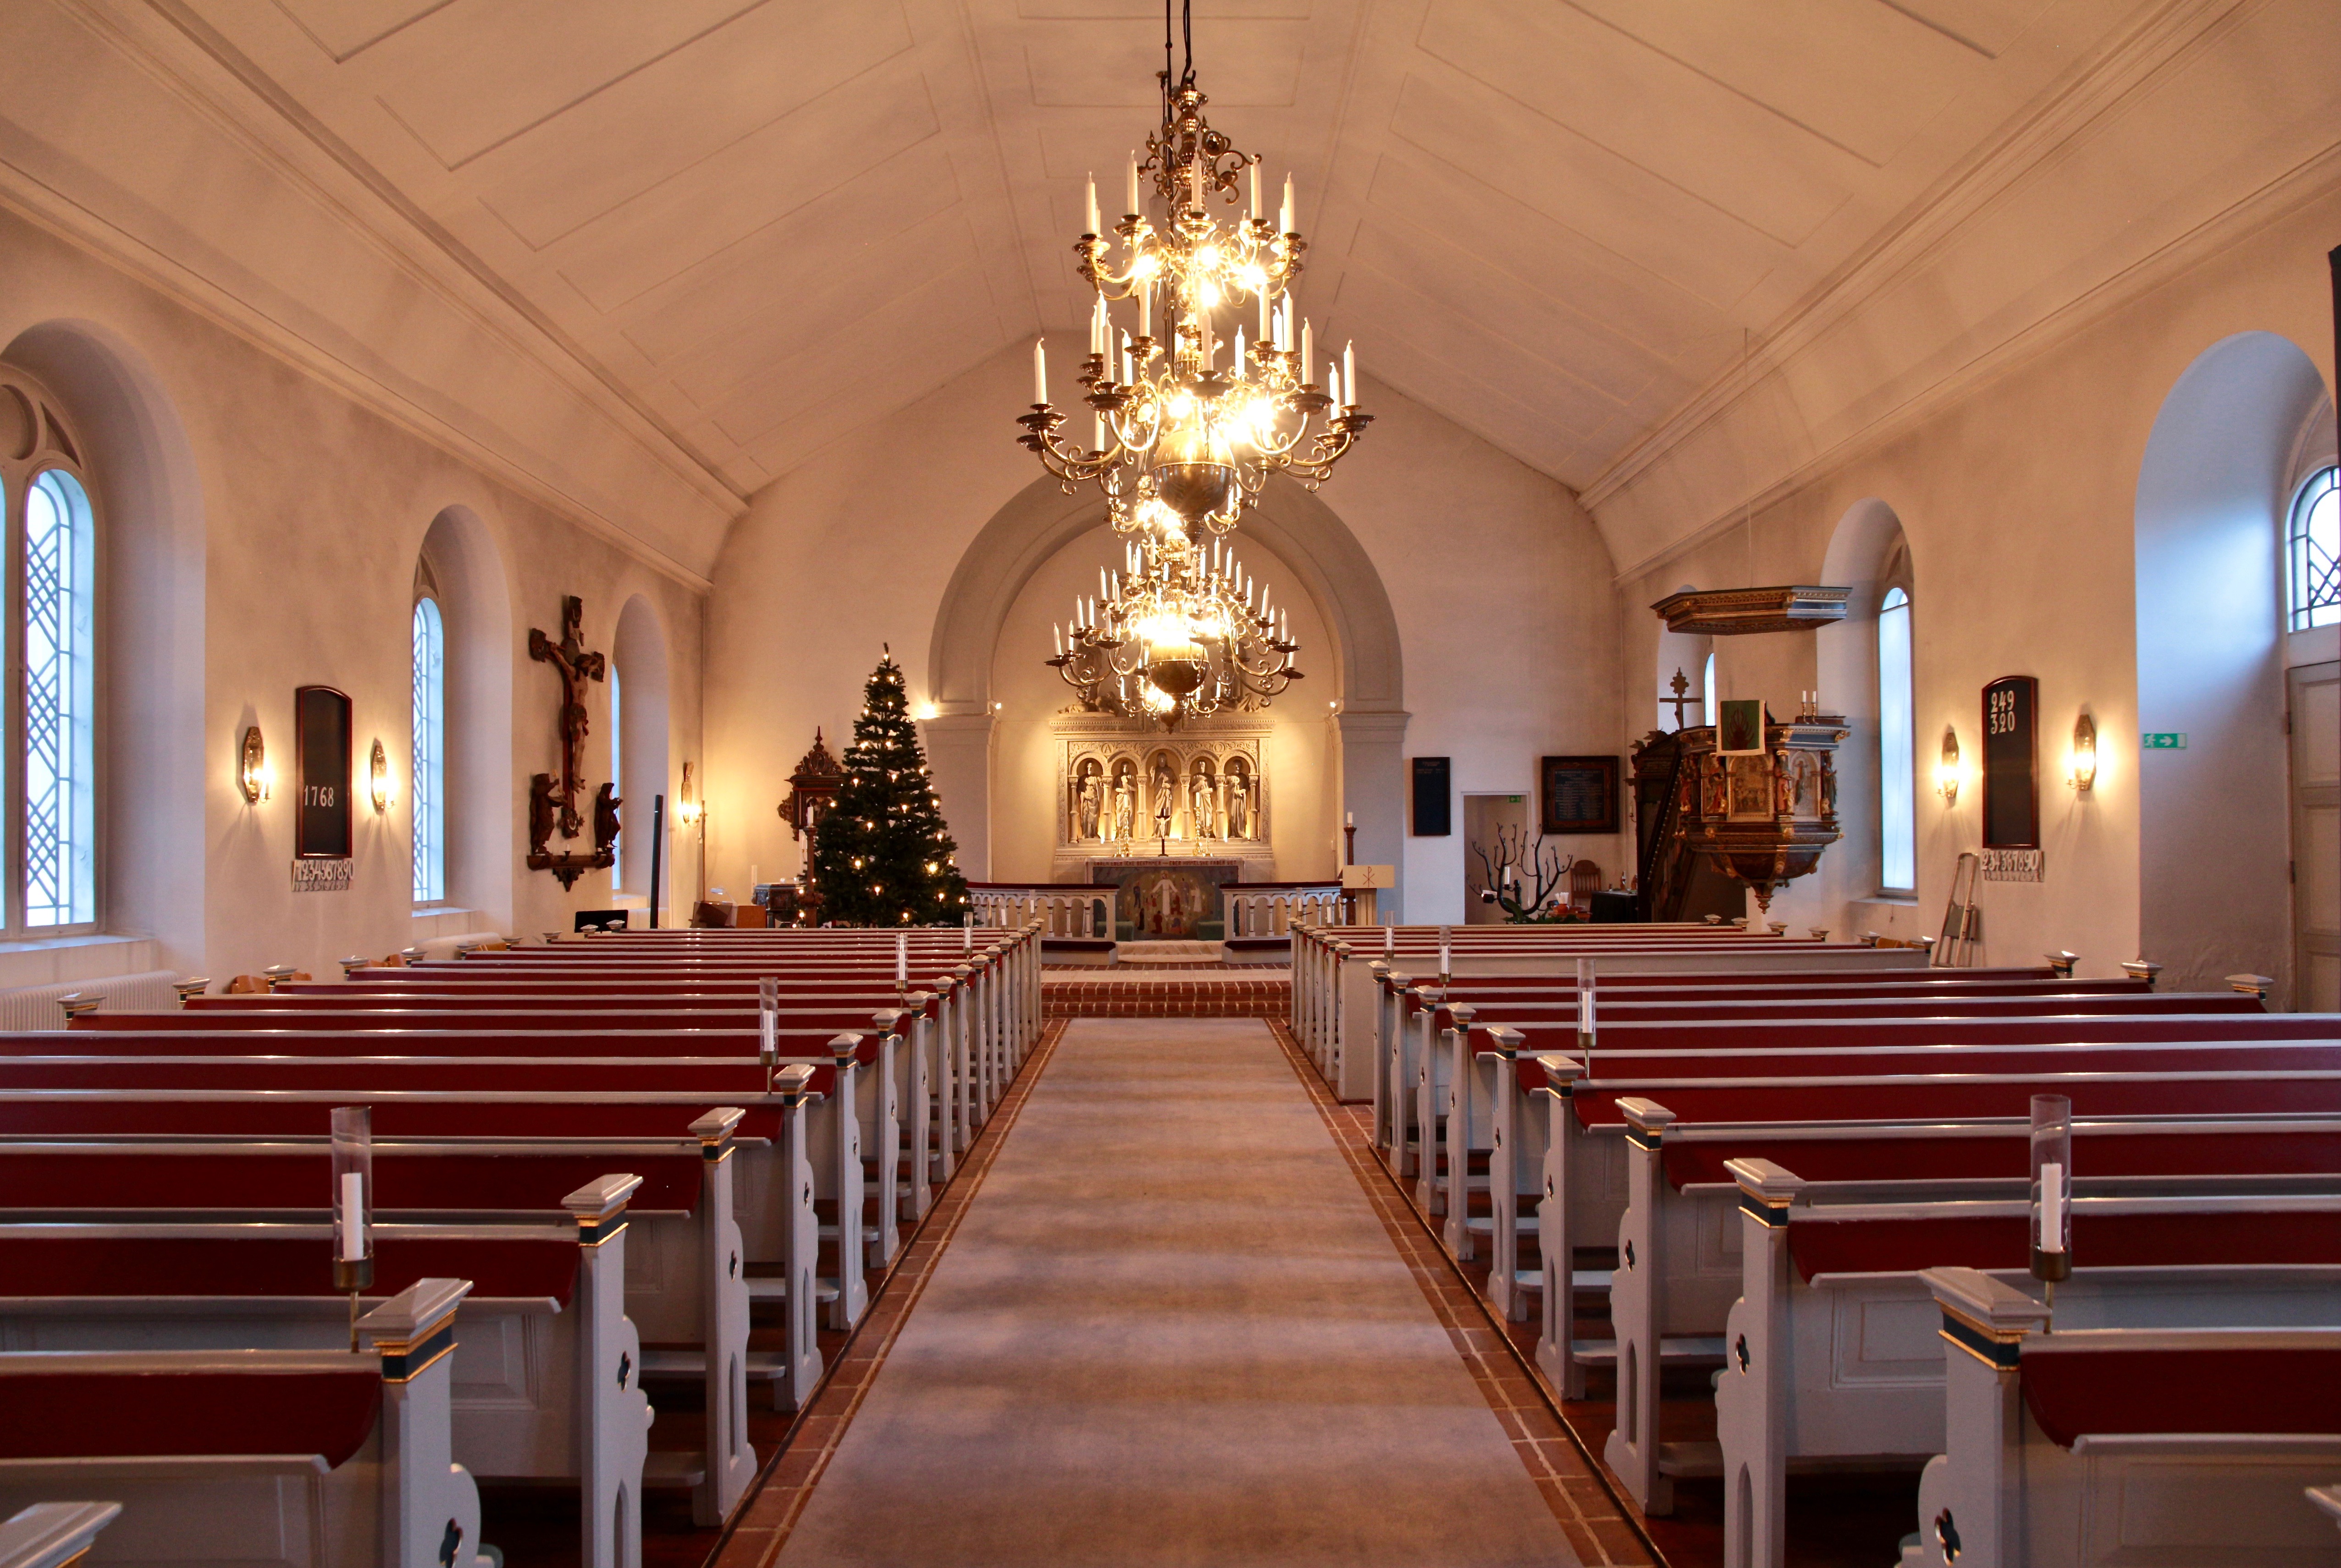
[969,882,1343,939]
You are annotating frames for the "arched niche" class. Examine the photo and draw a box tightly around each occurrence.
[1813,498,1914,911]
[2135,330,2330,1002]
[4,319,205,971]
[611,593,672,908]
[417,504,514,929]
[925,472,1408,889]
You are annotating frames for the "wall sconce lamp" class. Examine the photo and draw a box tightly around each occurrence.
[1936,726,1961,806]
[239,725,272,803]
[369,739,396,814]
[2068,713,2097,792]
[676,760,703,828]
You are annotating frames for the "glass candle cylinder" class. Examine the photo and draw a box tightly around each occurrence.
[330,1104,374,1295]
[2030,1093,2073,1282]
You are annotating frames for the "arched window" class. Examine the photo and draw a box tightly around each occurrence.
[2290,465,2338,630]
[1877,585,1915,893]
[411,593,446,904]
[0,371,101,935]
[1701,651,1718,728]
[609,667,624,889]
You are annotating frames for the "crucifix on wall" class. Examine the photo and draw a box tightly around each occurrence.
[529,595,606,840]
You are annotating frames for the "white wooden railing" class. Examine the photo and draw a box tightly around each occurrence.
[969,882,1343,938]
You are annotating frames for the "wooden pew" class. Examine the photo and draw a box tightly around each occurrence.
[0,1280,490,1568]
[1716,1159,2341,1567]
[0,1503,120,1568]
[1908,1268,2341,1568]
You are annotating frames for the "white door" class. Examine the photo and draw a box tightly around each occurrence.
[2290,661,2339,1010]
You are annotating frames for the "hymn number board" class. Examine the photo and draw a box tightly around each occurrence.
[1981,675,2038,849]
[294,685,353,860]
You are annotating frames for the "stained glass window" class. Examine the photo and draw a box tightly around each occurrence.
[23,470,94,927]
[2291,466,2338,631]
[412,596,446,903]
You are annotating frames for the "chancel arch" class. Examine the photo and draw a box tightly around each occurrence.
[926,471,1406,892]
[2136,330,2335,1004]
[1814,499,1918,908]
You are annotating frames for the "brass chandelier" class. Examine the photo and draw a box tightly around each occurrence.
[1021,4,1368,729]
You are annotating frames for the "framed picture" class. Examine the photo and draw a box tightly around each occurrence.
[294,685,352,860]
[1539,755,1619,835]
[1982,674,2039,849]
[1717,698,1767,755]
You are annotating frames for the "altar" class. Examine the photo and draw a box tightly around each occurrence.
[1091,858,1242,941]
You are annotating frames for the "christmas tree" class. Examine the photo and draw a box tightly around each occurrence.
[809,650,972,926]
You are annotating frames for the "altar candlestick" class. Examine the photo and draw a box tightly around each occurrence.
[1033,338,1047,404]
[338,1170,366,1262]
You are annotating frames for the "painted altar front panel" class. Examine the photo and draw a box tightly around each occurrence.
[1091,859,1243,940]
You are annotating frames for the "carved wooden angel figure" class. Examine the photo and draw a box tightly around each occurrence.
[593,783,622,857]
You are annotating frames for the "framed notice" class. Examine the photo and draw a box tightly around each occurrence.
[294,685,353,860]
[1981,674,2038,849]
[1411,756,1451,836]
[1539,755,1619,835]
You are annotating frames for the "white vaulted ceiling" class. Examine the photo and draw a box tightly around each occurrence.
[15,0,2331,573]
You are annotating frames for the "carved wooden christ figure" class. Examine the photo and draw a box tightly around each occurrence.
[528,595,606,840]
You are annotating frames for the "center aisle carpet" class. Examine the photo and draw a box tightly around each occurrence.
[768,1017,1579,1567]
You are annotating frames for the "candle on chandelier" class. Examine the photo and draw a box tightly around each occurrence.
[1054,622,1063,655]
[1232,326,1246,379]
[1345,340,1356,401]
[1086,173,1099,237]
[1033,337,1047,405]
[1249,161,1260,221]
[1327,364,1342,409]
[1127,154,1140,218]
[1139,283,1152,341]
[1301,319,1312,384]
[1280,173,1294,234]
[1121,331,1133,385]
[1189,156,1203,209]
[1094,415,1106,451]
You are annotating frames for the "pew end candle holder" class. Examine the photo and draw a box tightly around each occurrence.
[330,1105,374,1350]
[2030,1093,2074,1324]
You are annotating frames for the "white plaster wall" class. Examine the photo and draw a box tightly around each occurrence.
[1612,182,2341,980]
[706,340,1622,922]
[0,207,705,984]
[986,521,1338,883]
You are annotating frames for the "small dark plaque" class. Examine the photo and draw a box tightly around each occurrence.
[294,685,352,860]
[1540,755,1620,835]
[1981,675,2039,849]
[1411,756,1451,837]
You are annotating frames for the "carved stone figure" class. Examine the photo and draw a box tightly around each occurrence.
[1226,770,1251,839]
[1112,771,1136,840]
[1189,772,1216,838]
[1076,773,1101,839]
[1151,757,1178,825]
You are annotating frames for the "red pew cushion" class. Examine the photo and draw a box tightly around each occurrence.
[0,1368,380,1464]
[2021,1345,2341,1448]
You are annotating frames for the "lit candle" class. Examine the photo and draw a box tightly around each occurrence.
[1127,154,1140,218]
[2038,1161,2065,1251]
[1086,173,1099,237]
[1280,174,1294,234]
[1033,337,1047,404]
[1344,340,1355,399]
[338,1170,366,1262]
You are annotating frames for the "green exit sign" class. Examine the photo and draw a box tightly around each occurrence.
[2142,732,2187,750]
